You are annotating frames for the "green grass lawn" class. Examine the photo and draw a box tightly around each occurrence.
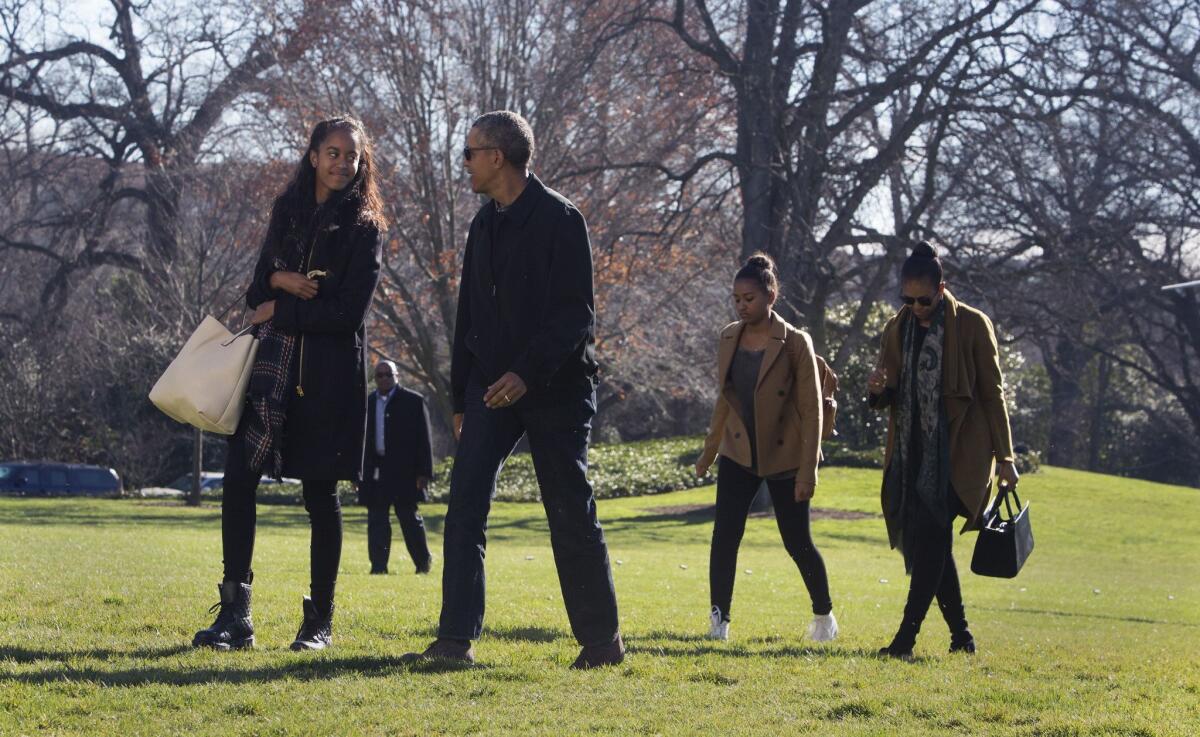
[1,465,1197,736]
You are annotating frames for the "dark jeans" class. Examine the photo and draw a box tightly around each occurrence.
[898,490,969,638]
[221,431,343,609]
[710,457,833,618]
[367,497,431,572]
[438,372,619,646]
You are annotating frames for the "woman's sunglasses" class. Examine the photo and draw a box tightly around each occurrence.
[899,294,935,307]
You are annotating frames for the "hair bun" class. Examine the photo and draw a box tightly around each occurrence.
[744,252,777,273]
[911,241,937,259]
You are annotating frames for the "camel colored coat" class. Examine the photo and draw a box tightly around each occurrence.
[699,312,823,495]
[870,290,1015,531]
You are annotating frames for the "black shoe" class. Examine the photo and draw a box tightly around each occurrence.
[290,596,333,651]
[401,638,475,664]
[415,558,432,575]
[877,643,915,661]
[192,581,254,650]
[877,624,917,661]
[570,633,625,670]
[949,630,976,654]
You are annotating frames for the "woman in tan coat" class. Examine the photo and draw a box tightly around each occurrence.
[867,241,1019,658]
[696,254,836,642]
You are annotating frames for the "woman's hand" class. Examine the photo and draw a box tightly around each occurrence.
[794,478,815,503]
[270,271,320,300]
[867,366,889,395]
[250,300,275,325]
[695,457,712,478]
[453,413,464,441]
[997,460,1020,489]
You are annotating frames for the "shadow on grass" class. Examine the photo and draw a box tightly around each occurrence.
[975,605,1200,628]
[628,630,918,662]
[406,623,567,644]
[0,645,192,663]
[627,640,911,662]
[0,651,491,686]
[484,624,566,643]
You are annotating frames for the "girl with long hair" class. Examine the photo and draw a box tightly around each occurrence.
[192,115,387,652]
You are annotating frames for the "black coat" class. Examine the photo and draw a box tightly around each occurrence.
[450,173,598,413]
[246,201,382,481]
[360,387,434,504]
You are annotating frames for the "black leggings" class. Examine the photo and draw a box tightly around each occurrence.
[221,436,343,608]
[709,457,833,618]
[899,492,968,637]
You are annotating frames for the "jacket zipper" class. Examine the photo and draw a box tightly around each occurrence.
[295,234,319,397]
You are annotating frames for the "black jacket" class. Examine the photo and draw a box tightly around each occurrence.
[361,387,434,504]
[451,174,598,412]
[247,200,382,481]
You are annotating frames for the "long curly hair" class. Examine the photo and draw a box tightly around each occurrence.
[265,115,388,258]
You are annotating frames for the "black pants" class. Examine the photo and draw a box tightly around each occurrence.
[221,432,343,609]
[438,371,619,646]
[709,457,833,618]
[898,491,968,638]
[367,497,431,572]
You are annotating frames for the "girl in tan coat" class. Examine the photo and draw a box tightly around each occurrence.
[696,254,836,642]
[868,241,1020,658]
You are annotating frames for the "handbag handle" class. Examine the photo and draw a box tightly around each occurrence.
[220,322,257,348]
[993,481,1023,521]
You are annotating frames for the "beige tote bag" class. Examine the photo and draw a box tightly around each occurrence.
[149,316,259,435]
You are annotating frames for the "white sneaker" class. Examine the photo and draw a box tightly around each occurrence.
[708,606,730,640]
[807,612,838,642]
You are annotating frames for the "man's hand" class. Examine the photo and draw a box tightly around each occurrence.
[270,271,319,300]
[695,457,712,478]
[997,460,1020,489]
[250,300,275,325]
[484,372,527,409]
[453,413,464,441]
[867,366,889,395]
[416,476,430,493]
[794,478,815,503]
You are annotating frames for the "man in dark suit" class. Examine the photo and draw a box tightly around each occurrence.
[361,360,434,575]
[405,110,622,669]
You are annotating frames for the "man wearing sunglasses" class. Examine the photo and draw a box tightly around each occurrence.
[406,111,623,669]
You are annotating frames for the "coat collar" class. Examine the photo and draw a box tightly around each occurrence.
[891,289,970,415]
[718,311,789,393]
[487,172,543,229]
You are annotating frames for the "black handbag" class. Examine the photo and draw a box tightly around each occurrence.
[970,482,1033,578]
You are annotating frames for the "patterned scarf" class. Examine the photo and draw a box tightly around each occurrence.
[242,203,323,477]
[884,300,950,571]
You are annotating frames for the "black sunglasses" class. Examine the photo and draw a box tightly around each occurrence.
[899,294,935,307]
[462,146,499,161]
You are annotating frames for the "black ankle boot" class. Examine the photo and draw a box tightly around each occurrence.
[290,596,333,651]
[949,629,976,653]
[192,580,254,650]
[878,621,918,660]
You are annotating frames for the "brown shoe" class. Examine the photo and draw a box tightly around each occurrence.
[570,633,625,670]
[402,638,475,664]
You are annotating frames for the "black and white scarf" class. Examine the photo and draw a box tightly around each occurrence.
[884,301,951,571]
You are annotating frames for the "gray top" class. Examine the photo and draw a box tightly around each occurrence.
[727,346,796,481]
[730,347,764,459]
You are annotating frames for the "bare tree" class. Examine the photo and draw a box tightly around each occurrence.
[0,0,321,310]
[628,0,1041,363]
